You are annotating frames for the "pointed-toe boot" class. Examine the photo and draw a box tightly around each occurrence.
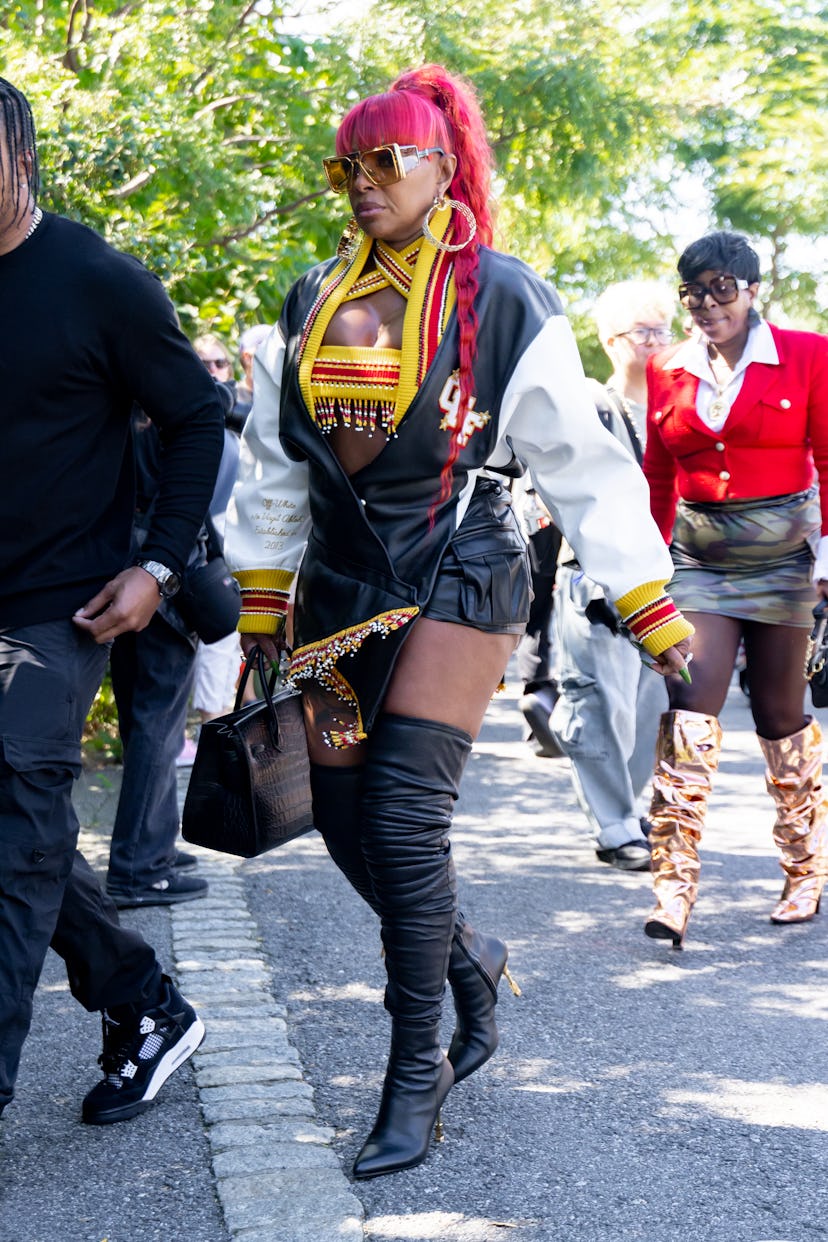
[353,1023,455,1179]
[311,760,516,1085]
[759,717,828,924]
[355,714,474,1176]
[644,710,722,948]
[447,915,520,1083]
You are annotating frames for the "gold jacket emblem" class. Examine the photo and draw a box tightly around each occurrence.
[438,371,491,447]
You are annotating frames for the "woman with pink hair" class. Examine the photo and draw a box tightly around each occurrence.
[226,65,692,1178]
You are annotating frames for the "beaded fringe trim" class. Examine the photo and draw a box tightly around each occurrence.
[290,606,419,748]
[313,396,397,437]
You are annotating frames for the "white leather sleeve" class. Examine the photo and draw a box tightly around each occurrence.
[486,315,674,600]
[224,328,311,578]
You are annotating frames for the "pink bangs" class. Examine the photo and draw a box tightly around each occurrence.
[336,91,451,157]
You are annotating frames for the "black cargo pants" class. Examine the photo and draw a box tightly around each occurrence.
[0,619,162,1109]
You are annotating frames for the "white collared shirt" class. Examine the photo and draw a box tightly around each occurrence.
[662,319,779,430]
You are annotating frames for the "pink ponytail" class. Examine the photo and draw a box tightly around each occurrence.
[337,65,495,517]
[390,66,493,511]
[390,65,493,246]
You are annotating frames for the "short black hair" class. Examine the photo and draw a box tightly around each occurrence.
[0,77,39,220]
[677,230,761,285]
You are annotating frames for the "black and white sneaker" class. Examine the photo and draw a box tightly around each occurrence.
[82,976,205,1125]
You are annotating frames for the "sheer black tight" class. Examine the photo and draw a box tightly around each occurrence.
[667,611,810,740]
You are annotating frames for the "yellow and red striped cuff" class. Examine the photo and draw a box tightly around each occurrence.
[614,580,694,656]
[234,568,295,635]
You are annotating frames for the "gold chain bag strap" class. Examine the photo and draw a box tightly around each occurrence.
[182,646,314,857]
[805,599,828,709]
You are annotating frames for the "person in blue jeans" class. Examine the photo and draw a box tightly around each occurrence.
[106,382,241,906]
[0,79,221,1123]
[106,408,210,907]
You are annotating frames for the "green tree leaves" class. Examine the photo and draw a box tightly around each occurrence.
[3,0,825,347]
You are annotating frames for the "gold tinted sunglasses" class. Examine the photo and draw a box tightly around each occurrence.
[322,143,445,193]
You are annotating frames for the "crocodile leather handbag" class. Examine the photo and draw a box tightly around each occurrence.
[182,647,314,857]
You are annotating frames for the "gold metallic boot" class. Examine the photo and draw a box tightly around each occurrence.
[758,717,828,925]
[644,710,722,948]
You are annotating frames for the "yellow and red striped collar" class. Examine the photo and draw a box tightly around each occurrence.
[297,218,456,433]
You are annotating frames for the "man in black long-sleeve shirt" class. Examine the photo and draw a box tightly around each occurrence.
[0,79,223,1125]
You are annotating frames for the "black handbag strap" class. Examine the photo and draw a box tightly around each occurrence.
[603,389,645,465]
[234,645,278,709]
[590,380,644,466]
[234,646,286,745]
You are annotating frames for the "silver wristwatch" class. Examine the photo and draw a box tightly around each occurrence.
[135,559,182,598]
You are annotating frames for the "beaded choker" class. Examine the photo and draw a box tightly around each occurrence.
[298,216,456,437]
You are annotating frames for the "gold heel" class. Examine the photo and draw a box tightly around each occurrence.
[434,1109,445,1143]
[503,963,522,996]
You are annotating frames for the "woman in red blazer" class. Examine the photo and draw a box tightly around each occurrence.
[642,230,828,947]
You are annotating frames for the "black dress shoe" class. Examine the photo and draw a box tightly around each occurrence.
[595,840,651,871]
[519,686,564,758]
[173,850,198,873]
[107,872,209,908]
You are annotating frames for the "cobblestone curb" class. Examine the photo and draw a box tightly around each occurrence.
[170,849,365,1241]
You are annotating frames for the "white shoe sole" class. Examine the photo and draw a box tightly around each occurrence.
[143,1016,206,1102]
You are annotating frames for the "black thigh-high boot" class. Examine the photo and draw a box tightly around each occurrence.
[311,764,513,1084]
[351,714,472,1179]
[310,764,375,905]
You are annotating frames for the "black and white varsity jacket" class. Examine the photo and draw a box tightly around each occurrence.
[226,246,675,733]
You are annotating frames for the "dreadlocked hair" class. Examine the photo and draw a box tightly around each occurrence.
[0,78,39,223]
[336,65,494,517]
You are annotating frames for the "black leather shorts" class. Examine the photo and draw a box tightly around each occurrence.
[424,477,531,633]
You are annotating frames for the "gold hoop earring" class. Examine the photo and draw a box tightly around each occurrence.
[337,216,361,260]
[422,196,477,253]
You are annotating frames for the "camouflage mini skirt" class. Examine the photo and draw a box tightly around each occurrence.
[669,486,820,627]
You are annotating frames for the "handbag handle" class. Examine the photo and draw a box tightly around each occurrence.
[235,646,288,748]
[805,599,828,682]
[234,645,277,710]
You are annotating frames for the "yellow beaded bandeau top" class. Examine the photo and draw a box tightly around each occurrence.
[299,219,456,438]
[310,345,401,437]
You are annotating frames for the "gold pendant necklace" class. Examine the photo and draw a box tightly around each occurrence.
[707,350,732,423]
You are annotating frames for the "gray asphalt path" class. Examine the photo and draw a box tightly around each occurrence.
[3,674,828,1241]
[0,842,227,1242]
[244,678,828,1242]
